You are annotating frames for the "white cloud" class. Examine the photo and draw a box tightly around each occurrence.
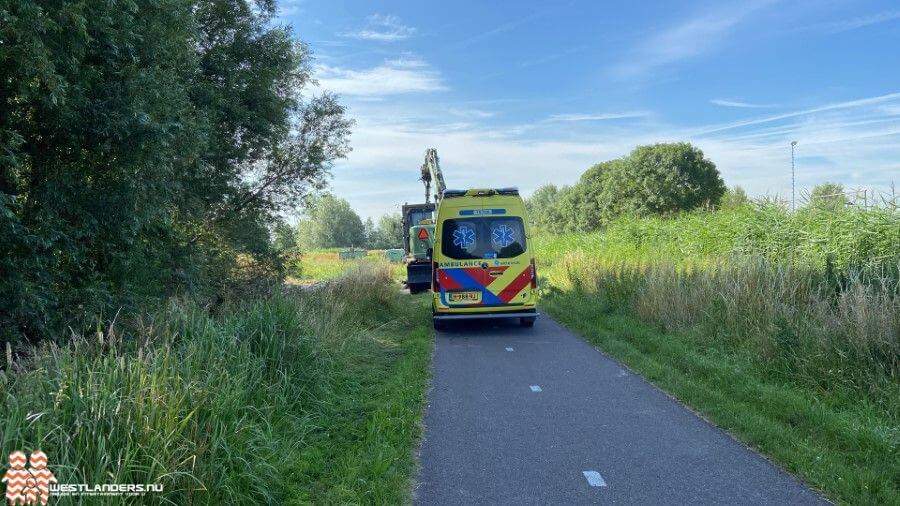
[384,55,427,69]
[614,0,780,78]
[278,0,304,17]
[448,108,495,119]
[694,91,900,135]
[711,99,778,109]
[315,56,446,97]
[331,118,622,218]
[546,112,649,122]
[812,10,900,32]
[340,14,416,42]
[327,91,900,219]
[452,11,540,49]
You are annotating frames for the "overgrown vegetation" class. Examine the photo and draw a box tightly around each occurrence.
[536,203,899,273]
[286,249,404,284]
[0,0,352,345]
[535,204,900,503]
[1,264,431,504]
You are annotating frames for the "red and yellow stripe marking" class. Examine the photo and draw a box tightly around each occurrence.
[439,263,532,305]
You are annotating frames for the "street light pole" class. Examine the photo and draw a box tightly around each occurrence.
[790,141,798,212]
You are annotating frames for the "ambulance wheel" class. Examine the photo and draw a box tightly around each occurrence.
[520,317,536,328]
[433,318,446,331]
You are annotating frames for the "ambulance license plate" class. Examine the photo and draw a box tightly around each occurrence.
[448,291,481,303]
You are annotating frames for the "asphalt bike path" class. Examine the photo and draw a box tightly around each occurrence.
[415,315,825,505]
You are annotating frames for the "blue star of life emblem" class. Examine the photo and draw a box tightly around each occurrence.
[452,226,476,248]
[492,225,515,248]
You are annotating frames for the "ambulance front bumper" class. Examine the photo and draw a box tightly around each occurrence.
[432,309,538,321]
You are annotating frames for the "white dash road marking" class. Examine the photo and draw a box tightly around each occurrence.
[582,470,607,487]
[530,385,542,392]
[505,347,514,351]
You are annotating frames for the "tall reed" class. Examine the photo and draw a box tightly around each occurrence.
[538,205,900,403]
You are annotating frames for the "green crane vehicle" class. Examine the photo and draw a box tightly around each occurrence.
[402,148,445,294]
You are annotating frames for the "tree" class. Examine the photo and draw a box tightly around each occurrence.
[297,195,365,249]
[1,0,204,342]
[720,186,750,210]
[363,214,402,250]
[809,182,846,211]
[368,214,403,249]
[363,217,377,248]
[618,143,725,215]
[184,0,352,262]
[567,159,630,230]
[0,0,351,343]
[569,143,726,230]
[272,222,298,252]
[526,184,567,230]
[552,185,585,231]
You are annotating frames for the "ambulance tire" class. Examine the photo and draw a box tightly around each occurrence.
[433,318,447,331]
[519,317,536,328]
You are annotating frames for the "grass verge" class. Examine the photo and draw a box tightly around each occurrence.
[284,289,432,504]
[1,263,431,504]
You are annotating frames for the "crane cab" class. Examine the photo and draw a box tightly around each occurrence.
[402,203,435,294]
[431,188,538,330]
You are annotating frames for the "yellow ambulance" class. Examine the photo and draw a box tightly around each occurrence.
[431,188,538,330]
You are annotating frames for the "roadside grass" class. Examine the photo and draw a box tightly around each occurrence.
[1,263,431,504]
[285,292,432,504]
[535,206,899,504]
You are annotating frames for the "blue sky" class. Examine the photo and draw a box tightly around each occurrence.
[279,0,900,219]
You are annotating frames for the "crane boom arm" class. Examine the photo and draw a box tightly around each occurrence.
[421,148,445,203]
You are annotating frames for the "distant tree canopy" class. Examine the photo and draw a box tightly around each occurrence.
[720,186,751,210]
[0,0,351,343]
[297,195,365,249]
[367,214,404,250]
[300,206,402,250]
[527,143,726,231]
[809,182,846,211]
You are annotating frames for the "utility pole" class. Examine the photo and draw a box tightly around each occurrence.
[790,141,798,212]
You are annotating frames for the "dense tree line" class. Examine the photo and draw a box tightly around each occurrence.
[364,214,405,250]
[0,0,351,343]
[296,195,365,249]
[291,194,403,250]
[527,143,727,231]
